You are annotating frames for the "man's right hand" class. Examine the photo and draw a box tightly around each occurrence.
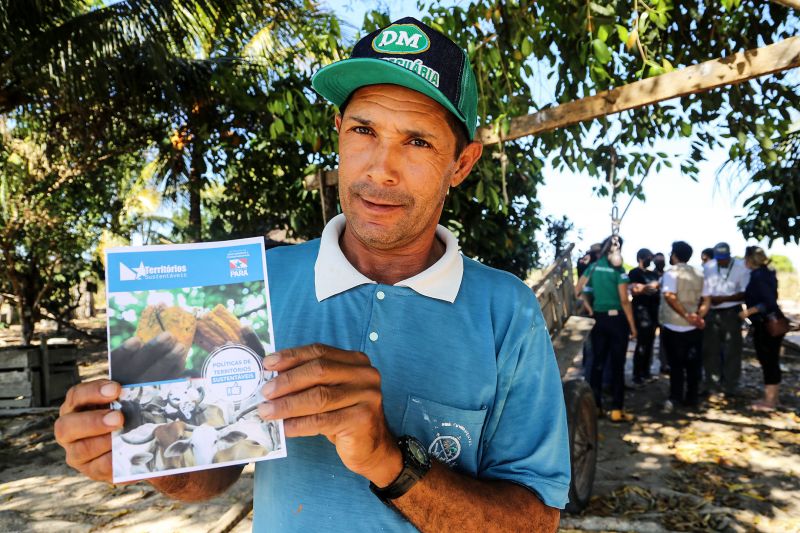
[54,380,124,483]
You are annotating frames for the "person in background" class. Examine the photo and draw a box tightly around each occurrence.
[701,248,715,265]
[577,236,637,422]
[577,243,603,277]
[740,246,786,411]
[702,242,751,396]
[628,248,660,385]
[652,251,669,375]
[660,241,710,412]
[653,253,666,277]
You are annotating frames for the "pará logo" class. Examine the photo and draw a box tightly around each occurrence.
[372,24,430,54]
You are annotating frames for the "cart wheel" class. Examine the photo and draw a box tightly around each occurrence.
[563,379,598,513]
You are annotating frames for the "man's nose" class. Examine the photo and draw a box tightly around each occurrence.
[366,141,400,185]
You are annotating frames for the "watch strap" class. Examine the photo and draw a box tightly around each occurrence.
[369,436,431,502]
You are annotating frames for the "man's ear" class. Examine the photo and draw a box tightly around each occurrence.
[449,141,483,188]
[334,113,342,132]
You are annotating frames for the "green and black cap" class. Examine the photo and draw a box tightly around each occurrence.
[312,17,478,140]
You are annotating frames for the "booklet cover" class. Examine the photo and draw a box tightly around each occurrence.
[104,237,286,483]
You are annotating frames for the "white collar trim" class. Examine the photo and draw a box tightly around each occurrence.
[314,214,463,303]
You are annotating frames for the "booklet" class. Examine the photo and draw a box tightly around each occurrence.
[104,237,286,482]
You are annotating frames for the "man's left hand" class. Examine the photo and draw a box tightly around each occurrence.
[258,344,402,487]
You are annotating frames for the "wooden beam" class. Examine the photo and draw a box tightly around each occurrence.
[478,37,800,145]
[769,0,800,10]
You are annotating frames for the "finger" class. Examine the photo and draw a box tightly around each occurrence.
[139,342,186,382]
[264,344,369,372]
[282,404,373,438]
[81,451,114,483]
[140,332,178,362]
[64,433,113,471]
[60,380,121,416]
[262,359,379,400]
[55,409,124,446]
[110,337,142,360]
[258,384,379,420]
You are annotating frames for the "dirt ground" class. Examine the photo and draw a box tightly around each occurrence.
[1,319,799,533]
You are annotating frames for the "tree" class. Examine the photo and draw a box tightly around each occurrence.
[352,1,797,276]
[770,254,795,273]
[727,129,800,245]
[0,115,139,344]
[0,0,314,342]
[545,215,577,261]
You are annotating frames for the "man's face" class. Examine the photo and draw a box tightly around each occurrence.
[335,84,480,250]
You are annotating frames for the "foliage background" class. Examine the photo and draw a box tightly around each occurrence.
[0,0,798,342]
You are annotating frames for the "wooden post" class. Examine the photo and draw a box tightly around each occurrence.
[39,335,50,407]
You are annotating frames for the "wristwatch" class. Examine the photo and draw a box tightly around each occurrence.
[369,435,432,503]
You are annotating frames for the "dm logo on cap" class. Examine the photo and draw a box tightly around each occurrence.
[372,24,430,54]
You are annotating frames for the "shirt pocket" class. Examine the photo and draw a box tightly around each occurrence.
[401,395,488,476]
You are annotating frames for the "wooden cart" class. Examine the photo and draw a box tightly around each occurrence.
[533,244,597,513]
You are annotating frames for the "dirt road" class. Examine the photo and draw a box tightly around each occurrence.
[1,327,798,532]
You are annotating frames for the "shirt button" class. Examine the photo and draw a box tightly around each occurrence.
[376,291,385,300]
[369,331,379,342]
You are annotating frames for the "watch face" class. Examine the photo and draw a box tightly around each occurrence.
[407,438,428,465]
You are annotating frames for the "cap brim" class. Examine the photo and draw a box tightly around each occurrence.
[311,58,470,138]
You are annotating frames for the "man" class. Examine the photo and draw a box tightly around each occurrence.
[660,242,710,411]
[577,242,602,278]
[628,248,660,385]
[701,248,715,265]
[702,242,750,395]
[54,18,569,532]
[653,253,666,277]
[577,236,637,423]
[652,251,669,375]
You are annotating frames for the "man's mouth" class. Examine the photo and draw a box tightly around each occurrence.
[359,196,403,211]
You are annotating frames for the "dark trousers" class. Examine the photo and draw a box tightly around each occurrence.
[633,304,657,380]
[703,307,743,392]
[752,320,784,385]
[662,327,703,406]
[589,313,629,410]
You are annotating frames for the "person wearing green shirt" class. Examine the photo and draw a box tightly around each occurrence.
[577,236,637,423]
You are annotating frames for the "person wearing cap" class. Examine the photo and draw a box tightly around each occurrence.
[701,242,751,396]
[628,248,660,385]
[576,235,637,423]
[660,242,710,412]
[54,17,568,532]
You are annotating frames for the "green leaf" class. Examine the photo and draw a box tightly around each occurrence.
[638,12,649,33]
[615,25,629,44]
[597,25,612,43]
[592,39,612,64]
[521,38,532,57]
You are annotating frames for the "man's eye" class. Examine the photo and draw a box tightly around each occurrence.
[353,126,372,135]
[410,138,431,148]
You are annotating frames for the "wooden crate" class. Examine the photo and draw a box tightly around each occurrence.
[0,343,80,407]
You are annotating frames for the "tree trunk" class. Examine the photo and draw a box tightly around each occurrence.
[187,136,204,243]
[16,294,35,346]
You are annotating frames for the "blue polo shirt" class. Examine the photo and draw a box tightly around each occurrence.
[253,218,570,532]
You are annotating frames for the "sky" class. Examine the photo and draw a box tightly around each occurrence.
[325,1,798,270]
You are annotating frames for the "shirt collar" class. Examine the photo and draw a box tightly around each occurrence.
[314,213,463,303]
